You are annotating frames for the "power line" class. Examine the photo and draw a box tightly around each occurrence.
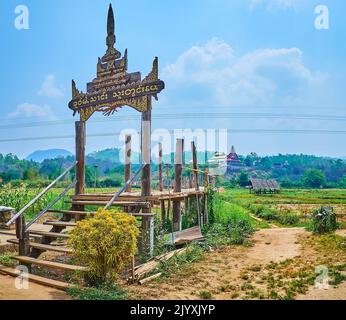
[1,129,346,143]
[1,112,346,130]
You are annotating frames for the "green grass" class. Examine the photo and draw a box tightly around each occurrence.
[221,188,346,205]
[216,188,345,228]
[199,290,213,299]
[0,253,14,267]
[67,283,128,300]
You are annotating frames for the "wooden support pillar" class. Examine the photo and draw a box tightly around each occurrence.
[173,139,183,231]
[188,173,193,189]
[141,106,152,201]
[191,141,202,227]
[74,121,86,219]
[161,200,166,226]
[125,135,132,192]
[159,142,165,225]
[75,121,86,196]
[15,215,30,257]
[158,142,163,192]
[203,169,209,225]
[141,98,152,255]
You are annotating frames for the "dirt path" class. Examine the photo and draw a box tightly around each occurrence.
[130,228,306,300]
[130,227,346,300]
[0,274,69,300]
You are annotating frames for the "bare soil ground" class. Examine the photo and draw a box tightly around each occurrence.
[129,228,346,300]
[0,274,69,300]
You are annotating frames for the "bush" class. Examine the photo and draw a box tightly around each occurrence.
[277,211,300,225]
[68,209,139,286]
[249,205,278,221]
[211,194,248,225]
[205,220,253,247]
[309,206,339,234]
[206,194,254,246]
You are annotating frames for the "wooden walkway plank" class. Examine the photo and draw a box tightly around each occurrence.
[7,239,73,253]
[69,200,150,208]
[0,266,70,291]
[43,221,77,227]
[47,210,155,218]
[12,256,85,272]
[29,230,70,239]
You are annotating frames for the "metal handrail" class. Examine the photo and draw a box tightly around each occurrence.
[104,164,145,210]
[6,162,77,226]
[25,180,77,229]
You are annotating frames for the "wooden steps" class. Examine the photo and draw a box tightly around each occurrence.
[0,266,70,291]
[47,209,155,218]
[0,230,40,239]
[7,239,73,254]
[0,230,16,237]
[12,256,85,272]
[72,195,157,202]
[48,209,96,216]
[29,230,70,239]
[68,200,150,208]
[43,221,77,227]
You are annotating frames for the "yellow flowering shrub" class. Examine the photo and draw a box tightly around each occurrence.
[68,209,139,285]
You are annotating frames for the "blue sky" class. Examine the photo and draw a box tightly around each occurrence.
[0,0,345,158]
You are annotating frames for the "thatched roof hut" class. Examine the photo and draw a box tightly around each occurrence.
[249,178,280,194]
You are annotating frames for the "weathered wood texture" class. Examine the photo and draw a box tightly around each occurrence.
[173,139,184,231]
[140,99,152,255]
[75,121,86,196]
[125,135,132,192]
[191,141,202,227]
[158,142,163,192]
[15,215,30,257]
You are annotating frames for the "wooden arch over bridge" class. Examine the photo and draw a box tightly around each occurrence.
[69,4,165,204]
[68,4,210,250]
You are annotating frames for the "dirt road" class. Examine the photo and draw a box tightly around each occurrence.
[130,227,346,300]
[130,228,306,299]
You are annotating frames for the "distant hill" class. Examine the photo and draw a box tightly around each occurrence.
[26,149,73,163]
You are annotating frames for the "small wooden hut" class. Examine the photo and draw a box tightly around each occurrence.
[249,178,280,194]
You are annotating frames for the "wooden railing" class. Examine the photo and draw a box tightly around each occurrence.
[25,181,77,229]
[6,162,77,227]
[104,164,145,210]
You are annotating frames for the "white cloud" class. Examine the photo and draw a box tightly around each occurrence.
[249,0,299,11]
[8,103,57,120]
[162,38,324,107]
[38,74,64,98]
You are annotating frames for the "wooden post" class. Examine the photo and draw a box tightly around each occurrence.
[159,143,166,225]
[191,141,202,227]
[158,142,163,192]
[173,139,183,231]
[141,104,152,200]
[74,121,86,219]
[161,200,166,227]
[141,98,152,255]
[75,121,86,195]
[203,169,209,224]
[125,135,132,192]
[15,215,30,257]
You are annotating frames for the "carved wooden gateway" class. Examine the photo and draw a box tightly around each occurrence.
[69,4,165,122]
[70,4,165,201]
